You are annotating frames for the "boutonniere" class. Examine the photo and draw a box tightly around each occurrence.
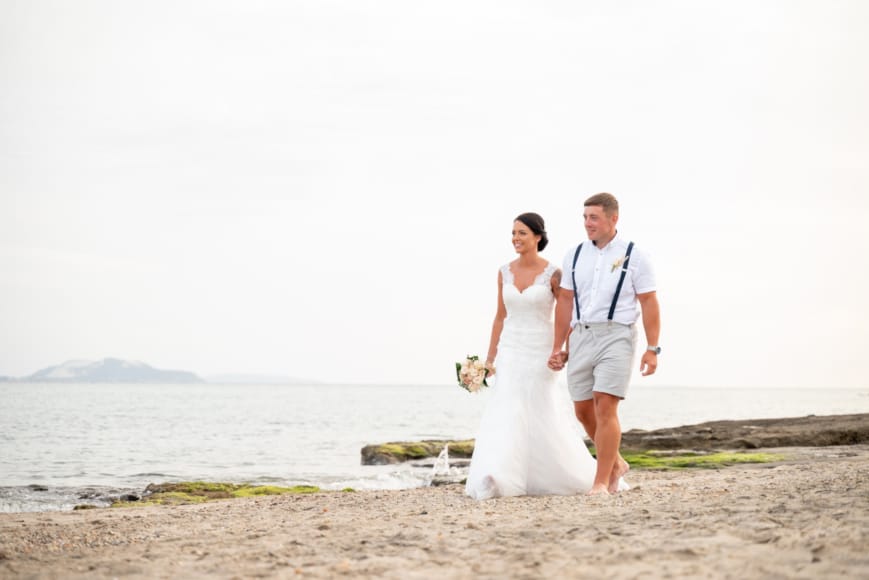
[611,257,625,273]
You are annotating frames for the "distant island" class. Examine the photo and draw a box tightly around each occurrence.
[1,359,319,384]
[17,358,204,384]
[205,373,317,385]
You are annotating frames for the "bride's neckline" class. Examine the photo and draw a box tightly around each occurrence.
[508,260,551,294]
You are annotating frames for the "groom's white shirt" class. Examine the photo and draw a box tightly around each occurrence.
[560,233,656,327]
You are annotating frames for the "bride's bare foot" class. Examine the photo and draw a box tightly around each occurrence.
[608,458,630,493]
[482,475,499,495]
[587,484,609,496]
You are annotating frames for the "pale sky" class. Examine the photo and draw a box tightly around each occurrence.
[2,1,867,388]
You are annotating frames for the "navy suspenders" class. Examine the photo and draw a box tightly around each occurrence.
[571,243,584,323]
[571,241,635,323]
[608,241,634,320]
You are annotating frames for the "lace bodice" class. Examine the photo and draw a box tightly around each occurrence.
[500,262,558,328]
[467,258,601,500]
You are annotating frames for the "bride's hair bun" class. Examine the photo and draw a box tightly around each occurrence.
[514,212,548,251]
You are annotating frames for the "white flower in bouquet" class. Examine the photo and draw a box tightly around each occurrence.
[455,355,491,393]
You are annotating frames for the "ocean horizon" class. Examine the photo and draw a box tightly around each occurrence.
[1,382,867,513]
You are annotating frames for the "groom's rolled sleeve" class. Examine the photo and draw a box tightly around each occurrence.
[560,248,577,291]
[631,249,657,294]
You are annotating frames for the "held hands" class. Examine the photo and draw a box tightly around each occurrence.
[548,349,657,373]
[640,351,658,376]
[547,350,568,371]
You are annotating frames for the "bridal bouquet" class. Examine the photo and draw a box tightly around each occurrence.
[455,355,491,393]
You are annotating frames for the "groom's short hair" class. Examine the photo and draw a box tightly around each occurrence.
[584,192,619,216]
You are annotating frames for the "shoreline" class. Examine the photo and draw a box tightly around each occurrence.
[4,413,868,514]
[1,444,867,578]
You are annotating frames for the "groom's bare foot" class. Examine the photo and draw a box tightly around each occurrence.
[587,484,609,496]
[608,458,630,493]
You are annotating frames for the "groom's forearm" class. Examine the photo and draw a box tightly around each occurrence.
[638,292,660,347]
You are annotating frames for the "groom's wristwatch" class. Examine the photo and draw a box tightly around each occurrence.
[647,346,661,355]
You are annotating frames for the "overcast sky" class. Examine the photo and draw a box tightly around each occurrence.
[2,1,867,388]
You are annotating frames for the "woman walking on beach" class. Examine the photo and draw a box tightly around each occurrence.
[465,213,615,500]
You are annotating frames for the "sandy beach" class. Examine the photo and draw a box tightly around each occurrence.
[1,445,867,579]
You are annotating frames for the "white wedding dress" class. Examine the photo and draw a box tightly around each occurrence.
[465,262,601,500]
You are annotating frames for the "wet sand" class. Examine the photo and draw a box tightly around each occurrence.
[1,445,867,579]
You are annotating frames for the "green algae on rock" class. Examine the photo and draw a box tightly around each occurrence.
[621,451,786,470]
[111,482,320,507]
[360,440,475,465]
[361,437,788,472]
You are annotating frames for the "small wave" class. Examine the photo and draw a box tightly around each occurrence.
[320,470,430,492]
[0,484,137,514]
[245,476,286,484]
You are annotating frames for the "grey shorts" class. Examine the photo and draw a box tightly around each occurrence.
[567,322,637,401]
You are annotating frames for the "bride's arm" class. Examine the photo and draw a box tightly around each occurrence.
[550,269,562,295]
[485,270,507,374]
[549,269,569,368]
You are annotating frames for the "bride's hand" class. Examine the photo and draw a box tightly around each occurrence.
[484,360,496,376]
[547,351,568,370]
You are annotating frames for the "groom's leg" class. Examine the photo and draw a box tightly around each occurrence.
[587,323,635,494]
[567,326,596,443]
[590,392,622,494]
[569,324,629,493]
[573,400,597,440]
[575,399,628,484]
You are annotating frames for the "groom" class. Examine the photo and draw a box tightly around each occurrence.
[548,193,661,495]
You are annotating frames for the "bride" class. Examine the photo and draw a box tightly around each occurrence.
[465,212,610,499]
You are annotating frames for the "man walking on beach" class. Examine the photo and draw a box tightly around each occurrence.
[549,193,661,495]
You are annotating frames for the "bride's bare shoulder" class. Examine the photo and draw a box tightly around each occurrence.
[550,267,563,290]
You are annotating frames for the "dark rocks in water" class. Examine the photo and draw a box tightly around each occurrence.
[361,414,869,463]
[360,440,475,465]
[27,485,49,492]
[430,475,466,487]
[620,413,869,452]
[76,487,136,505]
[413,458,471,469]
[73,504,98,510]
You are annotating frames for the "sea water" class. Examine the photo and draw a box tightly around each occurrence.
[1,382,866,512]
